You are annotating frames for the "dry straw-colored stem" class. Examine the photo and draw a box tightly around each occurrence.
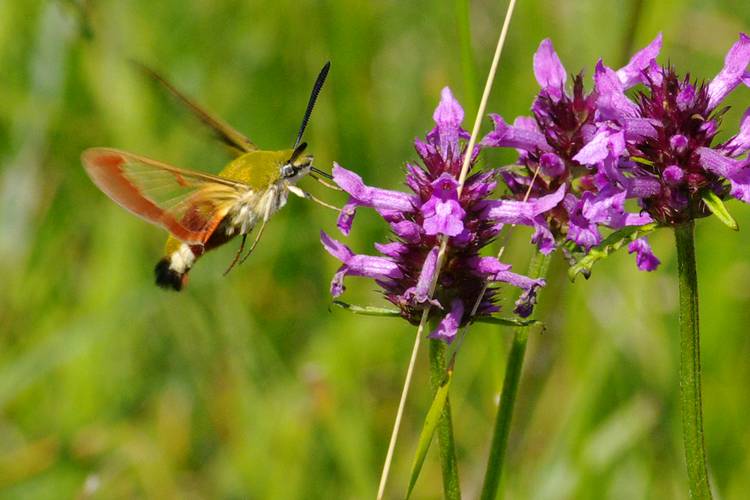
[376,1,518,497]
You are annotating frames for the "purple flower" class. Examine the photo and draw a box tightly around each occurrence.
[628,237,660,271]
[322,88,544,341]
[586,33,750,226]
[482,37,659,268]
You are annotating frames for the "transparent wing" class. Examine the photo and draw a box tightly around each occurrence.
[134,61,257,155]
[82,148,256,244]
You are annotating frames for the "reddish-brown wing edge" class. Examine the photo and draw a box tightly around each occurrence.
[81,147,244,244]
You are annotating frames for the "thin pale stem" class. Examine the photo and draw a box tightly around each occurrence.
[376,1,518,496]
[674,221,713,500]
[479,251,552,500]
[429,332,461,500]
[377,314,427,500]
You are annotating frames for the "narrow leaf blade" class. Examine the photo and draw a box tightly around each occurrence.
[331,301,401,317]
[406,368,454,499]
[568,223,658,282]
[701,189,739,231]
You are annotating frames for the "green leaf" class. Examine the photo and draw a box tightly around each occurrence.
[331,301,401,317]
[701,189,739,231]
[474,316,543,328]
[406,365,454,499]
[568,223,659,282]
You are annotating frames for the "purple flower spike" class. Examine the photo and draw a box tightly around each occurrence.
[323,89,545,340]
[534,39,567,101]
[707,33,750,109]
[628,237,660,271]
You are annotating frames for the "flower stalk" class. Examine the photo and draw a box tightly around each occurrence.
[674,220,713,499]
[480,251,552,500]
[429,334,461,499]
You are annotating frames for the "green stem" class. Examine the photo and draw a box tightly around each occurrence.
[429,334,461,500]
[674,221,713,499]
[479,251,552,500]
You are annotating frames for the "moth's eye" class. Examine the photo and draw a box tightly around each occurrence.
[281,164,295,178]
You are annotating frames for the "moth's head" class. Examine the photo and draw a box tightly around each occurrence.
[280,142,313,182]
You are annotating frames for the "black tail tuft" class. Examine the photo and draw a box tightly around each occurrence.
[155,258,185,291]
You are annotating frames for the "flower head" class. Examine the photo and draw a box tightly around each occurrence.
[482,36,662,269]
[322,88,544,342]
[588,33,750,225]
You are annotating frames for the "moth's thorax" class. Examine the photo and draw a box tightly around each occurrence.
[218,150,288,189]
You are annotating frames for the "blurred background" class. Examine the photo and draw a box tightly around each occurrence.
[1,0,749,498]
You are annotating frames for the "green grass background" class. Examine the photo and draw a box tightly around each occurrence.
[1,0,749,498]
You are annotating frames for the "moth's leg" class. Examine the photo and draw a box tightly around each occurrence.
[239,197,274,265]
[288,185,340,211]
[222,233,247,276]
[239,219,268,265]
[310,173,342,191]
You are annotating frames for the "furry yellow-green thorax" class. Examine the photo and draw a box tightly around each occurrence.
[218,148,313,190]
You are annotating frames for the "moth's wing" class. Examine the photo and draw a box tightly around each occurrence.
[82,148,255,244]
[133,61,257,155]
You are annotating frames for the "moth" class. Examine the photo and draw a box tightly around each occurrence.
[82,62,337,290]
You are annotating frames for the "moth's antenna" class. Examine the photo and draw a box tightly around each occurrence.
[294,61,331,148]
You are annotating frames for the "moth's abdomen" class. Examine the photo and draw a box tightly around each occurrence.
[155,243,199,291]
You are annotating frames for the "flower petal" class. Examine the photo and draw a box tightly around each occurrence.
[594,60,640,120]
[533,38,567,100]
[616,33,662,88]
[404,246,441,306]
[572,125,626,165]
[481,114,552,153]
[421,173,466,237]
[429,299,464,343]
[723,107,750,157]
[628,237,660,271]
[320,231,403,297]
[699,147,750,203]
[485,184,566,224]
[333,163,416,212]
[707,33,750,109]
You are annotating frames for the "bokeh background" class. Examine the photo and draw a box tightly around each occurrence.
[1,0,749,498]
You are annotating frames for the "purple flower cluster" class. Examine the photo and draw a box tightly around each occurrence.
[485,33,750,271]
[321,89,543,342]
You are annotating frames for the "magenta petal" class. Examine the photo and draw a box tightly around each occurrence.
[429,299,464,343]
[468,256,512,277]
[540,152,565,176]
[533,38,567,100]
[663,165,685,185]
[337,199,358,235]
[486,184,566,224]
[404,246,440,306]
[421,173,466,237]
[707,33,750,109]
[628,237,660,271]
[532,217,556,254]
[374,241,408,258]
[723,107,750,156]
[594,60,640,120]
[391,220,422,243]
[481,114,552,153]
[616,33,662,88]
[332,163,415,212]
[321,230,354,262]
[573,125,626,165]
